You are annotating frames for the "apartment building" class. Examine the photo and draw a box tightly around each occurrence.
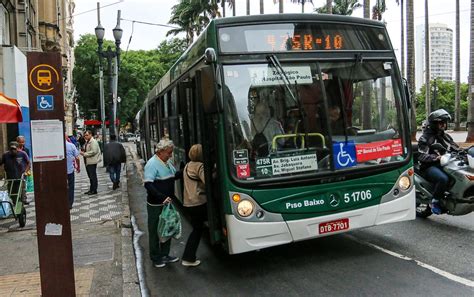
[415,23,454,90]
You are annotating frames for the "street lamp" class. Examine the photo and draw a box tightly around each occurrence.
[95,3,122,143]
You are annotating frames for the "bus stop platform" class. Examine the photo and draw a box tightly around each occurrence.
[0,144,140,296]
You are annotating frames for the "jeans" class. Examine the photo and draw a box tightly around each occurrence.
[147,203,171,262]
[424,166,449,201]
[182,203,207,262]
[67,173,75,208]
[85,164,98,192]
[107,163,121,183]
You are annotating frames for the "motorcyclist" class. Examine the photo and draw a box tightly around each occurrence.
[417,109,460,214]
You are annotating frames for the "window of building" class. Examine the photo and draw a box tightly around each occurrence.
[0,4,10,45]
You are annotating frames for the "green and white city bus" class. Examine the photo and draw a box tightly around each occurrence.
[138,14,415,254]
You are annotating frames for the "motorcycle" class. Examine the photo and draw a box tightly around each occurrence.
[413,144,474,218]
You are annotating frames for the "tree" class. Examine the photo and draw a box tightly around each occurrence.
[415,80,469,126]
[327,0,332,14]
[315,0,361,15]
[278,0,284,13]
[396,0,405,77]
[167,0,219,45]
[407,0,416,140]
[225,0,236,16]
[73,34,187,126]
[467,0,474,142]
[363,0,370,19]
[454,0,461,130]
[290,0,313,13]
[372,0,386,20]
[73,34,110,119]
[424,0,431,118]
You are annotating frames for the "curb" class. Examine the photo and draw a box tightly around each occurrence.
[121,146,141,296]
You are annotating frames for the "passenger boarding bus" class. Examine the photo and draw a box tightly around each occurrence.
[138,14,415,254]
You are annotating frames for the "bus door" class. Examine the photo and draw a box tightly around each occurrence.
[196,67,223,245]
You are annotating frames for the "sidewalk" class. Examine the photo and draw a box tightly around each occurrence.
[0,145,139,296]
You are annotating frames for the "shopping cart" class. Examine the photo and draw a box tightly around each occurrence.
[0,176,27,228]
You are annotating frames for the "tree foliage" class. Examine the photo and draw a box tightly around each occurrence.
[314,0,361,15]
[415,80,469,126]
[73,34,187,126]
[167,0,219,45]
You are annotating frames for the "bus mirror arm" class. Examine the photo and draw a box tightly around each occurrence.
[402,78,411,109]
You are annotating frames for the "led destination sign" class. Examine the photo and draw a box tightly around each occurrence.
[219,23,390,53]
[266,34,343,51]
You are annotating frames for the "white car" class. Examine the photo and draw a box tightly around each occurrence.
[124,133,138,142]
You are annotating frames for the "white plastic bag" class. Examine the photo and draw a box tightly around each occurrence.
[0,191,12,218]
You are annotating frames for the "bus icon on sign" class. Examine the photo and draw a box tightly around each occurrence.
[37,70,52,86]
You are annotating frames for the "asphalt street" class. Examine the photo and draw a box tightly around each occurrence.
[127,145,473,297]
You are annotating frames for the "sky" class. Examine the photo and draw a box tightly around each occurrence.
[73,0,471,83]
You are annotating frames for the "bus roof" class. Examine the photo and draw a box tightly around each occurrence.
[212,13,385,28]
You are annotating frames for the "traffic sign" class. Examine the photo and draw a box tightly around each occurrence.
[36,95,54,111]
[332,141,357,169]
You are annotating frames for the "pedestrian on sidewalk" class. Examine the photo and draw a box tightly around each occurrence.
[144,138,182,268]
[0,141,30,205]
[80,130,101,195]
[181,144,207,267]
[103,134,126,190]
[16,135,30,158]
[65,133,80,208]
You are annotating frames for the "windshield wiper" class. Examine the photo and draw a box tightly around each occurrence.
[266,55,298,105]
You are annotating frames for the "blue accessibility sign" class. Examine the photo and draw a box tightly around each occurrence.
[37,95,54,111]
[332,141,357,169]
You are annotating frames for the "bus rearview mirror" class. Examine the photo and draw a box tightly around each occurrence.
[199,66,217,114]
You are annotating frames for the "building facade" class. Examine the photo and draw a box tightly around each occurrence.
[0,0,75,177]
[415,23,454,91]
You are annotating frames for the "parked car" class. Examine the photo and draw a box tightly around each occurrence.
[124,133,139,142]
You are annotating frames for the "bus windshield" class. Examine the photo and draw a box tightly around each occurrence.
[223,60,408,181]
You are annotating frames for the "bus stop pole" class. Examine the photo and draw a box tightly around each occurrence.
[27,52,75,296]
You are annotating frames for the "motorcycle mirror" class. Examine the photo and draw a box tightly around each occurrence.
[440,154,451,166]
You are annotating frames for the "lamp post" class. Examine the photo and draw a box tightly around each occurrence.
[95,4,122,143]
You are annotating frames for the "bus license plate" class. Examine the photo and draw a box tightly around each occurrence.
[319,218,349,234]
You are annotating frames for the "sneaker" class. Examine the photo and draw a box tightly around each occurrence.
[182,260,201,267]
[430,202,442,215]
[162,255,179,263]
[153,261,166,268]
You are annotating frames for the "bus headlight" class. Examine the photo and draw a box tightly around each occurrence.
[237,200,254,217]
[398,176,411,190]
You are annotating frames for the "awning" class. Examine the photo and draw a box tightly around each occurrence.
[84,119,120,126]
[0,92,23,123]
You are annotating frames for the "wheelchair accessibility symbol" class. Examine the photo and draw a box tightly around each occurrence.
[333,141,357,169]
[37,95,54,111]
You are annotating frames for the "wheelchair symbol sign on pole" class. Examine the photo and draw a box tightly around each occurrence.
[36,95,54,111]
[332,141,357,169]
